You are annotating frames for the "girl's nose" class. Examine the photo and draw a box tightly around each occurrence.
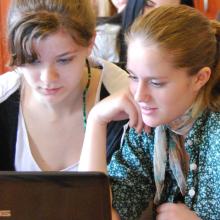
[40,66,59,83]
[134,81,151,103]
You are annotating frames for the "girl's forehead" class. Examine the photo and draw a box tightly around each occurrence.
[127,41,180,74]
[127,37,174,61]
[128,39,164,57]
[32,31,86,56]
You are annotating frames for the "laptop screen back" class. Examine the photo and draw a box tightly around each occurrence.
[0,171,111,220]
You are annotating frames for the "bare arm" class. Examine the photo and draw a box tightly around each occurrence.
[79,89,143,172]
[79,108,108,172]
[112,209,121,220]
[79,89,144,220]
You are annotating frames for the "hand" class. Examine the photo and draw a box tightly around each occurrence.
[89,88,145,133]
[156,203,201,220]
[79,88,147,172]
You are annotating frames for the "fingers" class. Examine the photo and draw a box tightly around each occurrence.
[91,88,146,133]
[124,91,144,133]
[126,92,152,134]
[157,203,177,213]
[156,203,178,220]
[156,203,199,220]
[157,202,187,213]
[144,125,151,133]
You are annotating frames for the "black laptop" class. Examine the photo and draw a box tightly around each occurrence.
[0,171,111,220]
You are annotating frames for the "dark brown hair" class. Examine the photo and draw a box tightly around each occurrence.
[7,0,96,66]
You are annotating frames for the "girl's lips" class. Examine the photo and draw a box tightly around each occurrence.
[40,87,62,95]
[140,107,157,115]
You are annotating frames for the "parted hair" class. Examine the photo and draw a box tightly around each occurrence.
[7,0,96,66]
[126,5,220,113]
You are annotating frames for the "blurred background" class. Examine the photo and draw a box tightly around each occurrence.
[1,0,220,73]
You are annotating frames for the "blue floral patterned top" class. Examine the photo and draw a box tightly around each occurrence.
[108,110,220,220]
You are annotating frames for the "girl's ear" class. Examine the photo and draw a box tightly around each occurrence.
[87,32,96,56]
[193,67,211,92]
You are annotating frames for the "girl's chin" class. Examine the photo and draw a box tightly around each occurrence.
[142,118,160,128]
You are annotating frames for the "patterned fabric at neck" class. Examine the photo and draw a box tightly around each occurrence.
[153,108,195,204]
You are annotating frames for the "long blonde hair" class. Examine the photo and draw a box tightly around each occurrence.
[126,5,220,114]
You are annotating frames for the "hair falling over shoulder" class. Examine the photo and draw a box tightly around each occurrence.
[203,20,220,111]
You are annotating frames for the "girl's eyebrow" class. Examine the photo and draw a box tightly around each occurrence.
[126,68,169,80]
[56,50,78,58]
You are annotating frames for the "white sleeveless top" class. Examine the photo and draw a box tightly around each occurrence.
[15,105,79,171]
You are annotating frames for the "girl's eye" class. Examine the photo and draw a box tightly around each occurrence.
[28,59,41,66]
[150,81,165,87]
[58,57,73,64]
[145,0,155,7]
[128,74,138,82]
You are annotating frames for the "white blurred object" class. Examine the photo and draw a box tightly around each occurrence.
[204,0,208,12]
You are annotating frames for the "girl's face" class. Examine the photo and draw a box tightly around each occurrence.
[144,0,180,14]
[127,39,205,127]
[111,0,128,13]
[19,29,93,105]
